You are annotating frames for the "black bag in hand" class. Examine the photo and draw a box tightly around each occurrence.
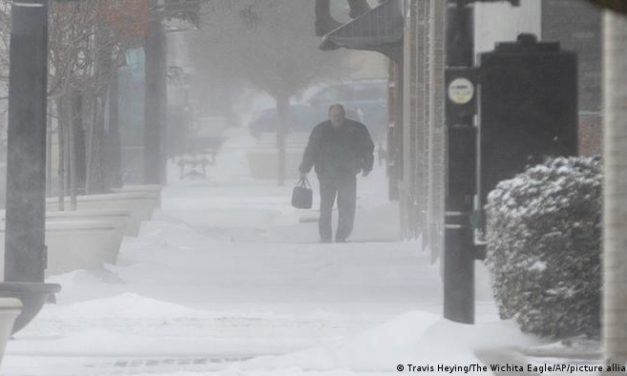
[291,177,313,209]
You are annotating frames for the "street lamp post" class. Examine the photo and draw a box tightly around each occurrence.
[5,0,50,283]
[443,0,476,324]
[0,0,61,334]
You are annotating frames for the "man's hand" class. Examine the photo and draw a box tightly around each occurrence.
[362,170,370,177]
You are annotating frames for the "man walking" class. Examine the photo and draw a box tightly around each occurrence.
[299,104,375,243]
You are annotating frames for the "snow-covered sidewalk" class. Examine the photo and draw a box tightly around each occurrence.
[2,129,516,375]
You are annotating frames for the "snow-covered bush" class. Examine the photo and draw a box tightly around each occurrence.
[485,156,601,338]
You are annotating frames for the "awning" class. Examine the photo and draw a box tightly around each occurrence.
[319,0,404,61]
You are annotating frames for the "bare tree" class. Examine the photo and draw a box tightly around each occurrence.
[191,0,347,185]
[0,0,146,199]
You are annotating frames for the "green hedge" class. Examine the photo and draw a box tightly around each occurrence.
[485,157,601,338]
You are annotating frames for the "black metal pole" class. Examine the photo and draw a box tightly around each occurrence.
[144,13,166,185]
[5,0,49,282]
[443,0,475,324]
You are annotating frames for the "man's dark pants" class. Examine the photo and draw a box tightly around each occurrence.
[318,174,357,242]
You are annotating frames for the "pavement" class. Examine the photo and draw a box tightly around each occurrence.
[1,131,503,375]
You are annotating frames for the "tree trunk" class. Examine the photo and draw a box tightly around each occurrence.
[62,95,73,209]
[144,14,167,185]
[56,98,66,211]
[86,93,107,194]
[46,109,53,192]
[276,96,289,186]
[86,27,114,194]
[71,91,86,207]
[107,67,123,189]
[603,9,627,367]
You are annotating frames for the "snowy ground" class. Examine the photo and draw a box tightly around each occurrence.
[2,128,542,375]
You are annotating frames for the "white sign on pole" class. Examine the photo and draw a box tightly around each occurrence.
[448,78,475,105]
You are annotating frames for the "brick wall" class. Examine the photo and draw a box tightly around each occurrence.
[542,0,602,155]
